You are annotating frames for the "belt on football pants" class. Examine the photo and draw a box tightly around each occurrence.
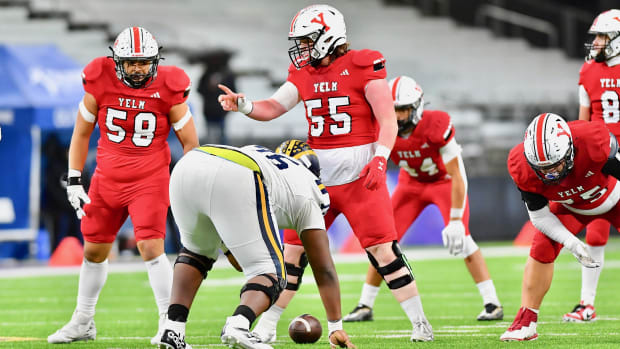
[196,145,262,175]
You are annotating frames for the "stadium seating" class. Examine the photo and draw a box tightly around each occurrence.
[7,0,585,169]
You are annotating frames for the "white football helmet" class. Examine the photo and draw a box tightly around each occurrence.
[523,113,574,184]
[288,4,347,68]
[111,26,160,88]
[585,9,620,62]
[388,75,424,135]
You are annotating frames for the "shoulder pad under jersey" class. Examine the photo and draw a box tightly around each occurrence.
[425,110,454,145]
[164,66,191,97]
[352,49,385,70]
[81,56,108,85]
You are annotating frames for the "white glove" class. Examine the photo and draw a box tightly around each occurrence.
[66,173,90,219]
[441,220,465,256]
[563,236,600,268]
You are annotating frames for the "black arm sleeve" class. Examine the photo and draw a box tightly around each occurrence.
[602,133,620,180]
[520,189,548,211]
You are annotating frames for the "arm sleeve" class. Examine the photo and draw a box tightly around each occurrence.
[439,138,462,164]
[579,85,591,107]
[270,81,299,111]
[520,189,549,211]
[527,205,574,245]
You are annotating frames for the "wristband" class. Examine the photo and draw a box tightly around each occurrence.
[237,96,253,115]
[374,144,391,159]
[68,168,81,178]
[450,208,463,220]
[327,319,343,336]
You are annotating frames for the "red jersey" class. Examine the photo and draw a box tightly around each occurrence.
[286,49,387,149]
[82,57,190,182]
[508,120,619,215]
[579,60,620,135]
[390,110,455,183]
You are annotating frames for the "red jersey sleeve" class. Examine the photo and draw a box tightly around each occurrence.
[424,110,455,147]
[351,49,387,81]
[578,60,595,87]
[163,66,191,106]
[81,57,108,100]
[507,143,540,193]
[571,120,611,164]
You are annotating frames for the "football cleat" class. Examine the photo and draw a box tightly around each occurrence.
[221,317,273,349]
[47,311,96,344]
[500,307,538,341]
[342,304,373,322]
[251,325,276,344]
[563,302,597,322]
[151,313,168,345]
[410,318,434,342]
[477,303,504,321]
[158,328,192,349]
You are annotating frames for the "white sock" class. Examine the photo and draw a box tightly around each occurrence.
[76,258,109,318]
[476,279,500,306]
[527,307,539,314]
[581,245,605,305]
[359,283,380,308]
[400,296,426,324]
[145,253,173,315]
[254,305,284,331]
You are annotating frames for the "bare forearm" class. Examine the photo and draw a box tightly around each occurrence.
[246,99,288,121]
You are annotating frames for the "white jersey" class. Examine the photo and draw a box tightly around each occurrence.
[238,145,330,233]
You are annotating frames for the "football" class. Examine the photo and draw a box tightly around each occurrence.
[288,314,322,344]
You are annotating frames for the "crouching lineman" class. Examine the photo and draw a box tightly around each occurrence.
[344,75,502,323]
[157,141,355,349]
[500,113,620,341]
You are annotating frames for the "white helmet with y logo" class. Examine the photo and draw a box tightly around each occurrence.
[523,113,574,184]
[288,4,347,68]
[111,26,161,88]
[388,75,424,135]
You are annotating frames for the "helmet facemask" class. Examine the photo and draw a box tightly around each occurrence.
[396,98,424,136]
[110,27,161,89]
[526,143,574,184]
[585,32,620,62]
[111,53,160,88]
[287,5,347,69]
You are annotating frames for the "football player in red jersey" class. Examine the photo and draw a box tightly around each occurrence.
[499,113,620,341]
[564,8,620,323]
[343,76,503,323]
[219,4,433,343]
[47,27,198,345]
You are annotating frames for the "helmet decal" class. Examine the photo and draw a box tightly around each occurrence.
[275,139,321,178]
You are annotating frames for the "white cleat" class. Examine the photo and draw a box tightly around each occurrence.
[563,302,597,322]
[500,307,538,341]
[251,326,276,344]
[151,313,168,345]
[410,318,434,342]
[47,311,96,344]
[222,317,273,349]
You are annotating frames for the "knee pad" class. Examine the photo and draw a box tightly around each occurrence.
[240,273,284,306]
[174,247,215,279]
[366,241,414,290]
[284,253,308,291]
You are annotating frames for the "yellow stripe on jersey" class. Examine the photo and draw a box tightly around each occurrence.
[255,174,286,278]
[197,146,261,174]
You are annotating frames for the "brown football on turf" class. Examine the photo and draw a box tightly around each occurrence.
[288,314,322,344]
